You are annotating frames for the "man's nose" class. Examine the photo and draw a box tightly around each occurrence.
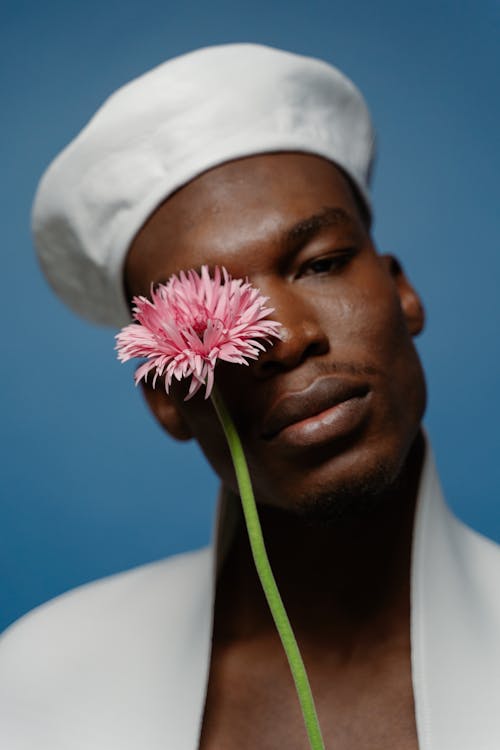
[252,284,330,378]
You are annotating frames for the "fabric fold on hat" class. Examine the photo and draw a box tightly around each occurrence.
[32,43,376,327]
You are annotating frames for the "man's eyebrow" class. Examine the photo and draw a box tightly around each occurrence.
[284,206,358,248]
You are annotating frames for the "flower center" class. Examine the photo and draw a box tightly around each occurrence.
[185,311,225,341]
[191,314,208,335]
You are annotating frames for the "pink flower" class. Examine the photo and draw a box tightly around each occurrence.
[116,265,283,399]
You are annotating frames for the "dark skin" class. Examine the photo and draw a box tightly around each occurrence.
[125,153,427,749]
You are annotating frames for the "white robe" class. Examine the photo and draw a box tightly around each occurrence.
[1,441,499,749]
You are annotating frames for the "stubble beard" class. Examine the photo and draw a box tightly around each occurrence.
[291,455,408,527]
[286,428,425,527]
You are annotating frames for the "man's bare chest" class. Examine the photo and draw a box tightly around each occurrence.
[199,639,419,750]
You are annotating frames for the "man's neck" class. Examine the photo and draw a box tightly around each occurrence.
[214,431,425,655]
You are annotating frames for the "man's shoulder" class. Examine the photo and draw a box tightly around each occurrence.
[0,546,214,748]
[1,545,211,655]
[450,509,500,567]
[450,513,500,602]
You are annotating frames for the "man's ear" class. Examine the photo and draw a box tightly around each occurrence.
[381,254,425,336]
[139,379,193,441]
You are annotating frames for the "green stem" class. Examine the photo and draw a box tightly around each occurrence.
[211,385,325,750]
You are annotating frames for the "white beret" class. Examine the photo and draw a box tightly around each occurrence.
[32,43,376,327]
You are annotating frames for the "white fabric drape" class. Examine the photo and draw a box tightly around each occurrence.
[1,439,499,748]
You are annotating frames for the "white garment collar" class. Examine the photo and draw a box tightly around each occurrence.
[188,438,500,749]
[410,441,500,748]
[3,438,499,749]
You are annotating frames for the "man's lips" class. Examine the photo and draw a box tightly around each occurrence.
[260,376,370,441]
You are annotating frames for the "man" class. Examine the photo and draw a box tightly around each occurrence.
[1,44,499,750]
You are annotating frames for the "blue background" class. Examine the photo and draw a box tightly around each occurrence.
[2,0,499,632]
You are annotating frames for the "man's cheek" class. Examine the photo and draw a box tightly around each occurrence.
[326,293,399,358]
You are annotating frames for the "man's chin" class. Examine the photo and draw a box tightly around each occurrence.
[291,459,397,526]
[286,429,425,527]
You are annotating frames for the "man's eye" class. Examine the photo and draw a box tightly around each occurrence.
[300,250,354,277]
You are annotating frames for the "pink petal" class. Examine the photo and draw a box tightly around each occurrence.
[115,265,283,399]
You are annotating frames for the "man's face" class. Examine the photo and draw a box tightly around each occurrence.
[125,153,426,516]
